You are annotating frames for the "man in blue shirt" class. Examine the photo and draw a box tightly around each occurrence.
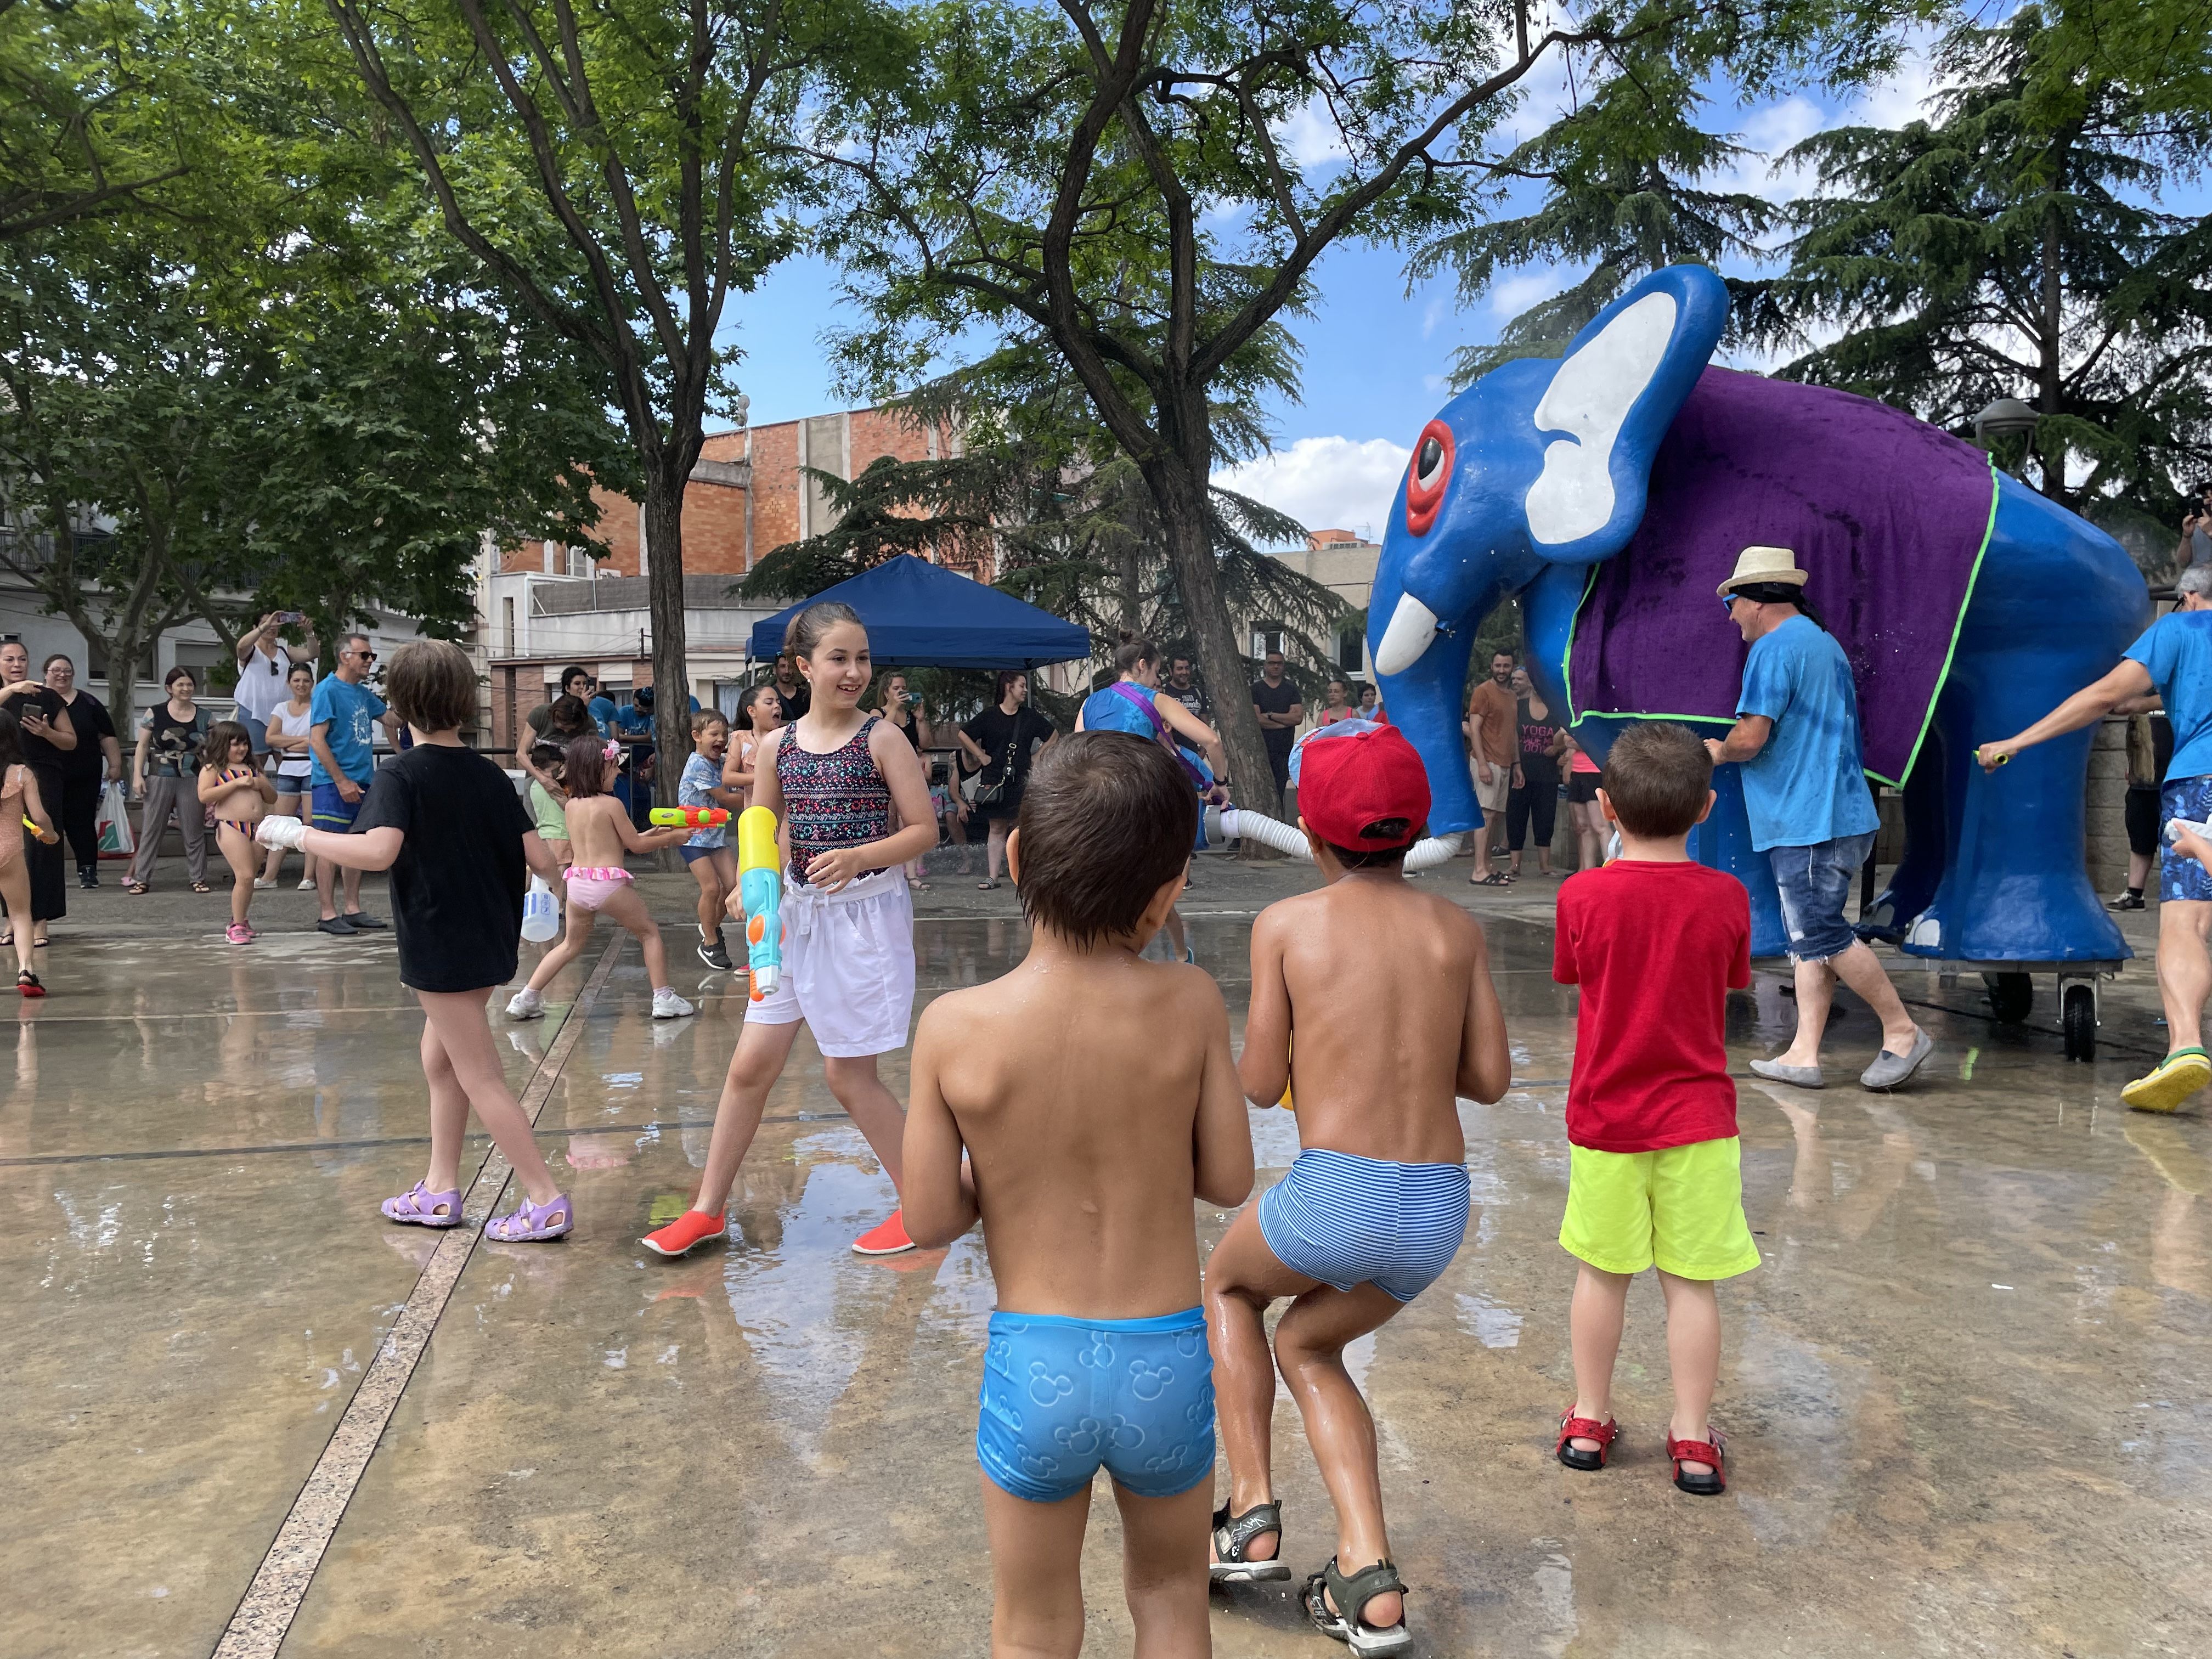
[308,633,400,936]
[1702,546,1933,1092]
[1980,563,2212,1111]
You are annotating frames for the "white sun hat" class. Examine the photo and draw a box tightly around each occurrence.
[1716,544,1810,597]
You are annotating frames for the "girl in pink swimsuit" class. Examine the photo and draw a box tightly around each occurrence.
[505,735,696,1022]
[198,721,276,943]
[0,710,58,995]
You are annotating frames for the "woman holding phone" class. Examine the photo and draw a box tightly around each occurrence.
[232,611,318,760]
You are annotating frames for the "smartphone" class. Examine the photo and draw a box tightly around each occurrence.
[276,611,307,625]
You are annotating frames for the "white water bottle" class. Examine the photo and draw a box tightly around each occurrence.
[521,874,559,943]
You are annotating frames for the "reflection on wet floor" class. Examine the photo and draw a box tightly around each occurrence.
[4,913,2211,1656]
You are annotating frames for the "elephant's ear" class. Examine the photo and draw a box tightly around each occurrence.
[1521,264,1728,563]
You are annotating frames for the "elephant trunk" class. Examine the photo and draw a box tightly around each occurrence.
[1374,603,1482,836]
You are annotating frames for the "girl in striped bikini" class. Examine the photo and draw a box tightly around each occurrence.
[644,601,938,1260]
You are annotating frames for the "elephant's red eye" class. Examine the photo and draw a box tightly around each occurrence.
[1404,420,1453,537]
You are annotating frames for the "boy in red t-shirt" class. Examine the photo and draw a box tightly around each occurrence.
[1551,721,1758,1496]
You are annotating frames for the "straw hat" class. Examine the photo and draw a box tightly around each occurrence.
[1716,544,1809,597]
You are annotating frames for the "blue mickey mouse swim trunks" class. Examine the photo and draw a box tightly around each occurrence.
[975,1306,1215,1504]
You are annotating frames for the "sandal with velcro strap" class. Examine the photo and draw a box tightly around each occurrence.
[1209,1500,1289,1583]
[1304,1556,1410,1656]
[1667,1425,1728,1496]
[1555,1408,1618,1471]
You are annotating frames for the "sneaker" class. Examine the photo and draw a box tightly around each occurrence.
[651,987,696,1020]
[852,1210,918,1256]
[506,986,545,1020]
[225,922,253,945]
[2108,890,2146,911]
[296,877,315,890]
[697,934,733,972]
[77,867,98,889]
[253,877,275,890]
[642,1209,728,1258]
[341,911,387,930]
[316,915,359,936]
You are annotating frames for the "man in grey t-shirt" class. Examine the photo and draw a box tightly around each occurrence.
[2179,479,2212,572]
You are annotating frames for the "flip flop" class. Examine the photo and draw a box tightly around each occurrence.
[2123,1048,2212,1114]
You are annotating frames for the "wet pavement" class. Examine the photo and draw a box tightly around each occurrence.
[6,855,2211,1657]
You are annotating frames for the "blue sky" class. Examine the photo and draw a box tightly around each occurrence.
[715,42,1956,544]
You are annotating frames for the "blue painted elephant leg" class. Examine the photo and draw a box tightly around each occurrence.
[1899,481,2142,963]
[1860,732,1947,944]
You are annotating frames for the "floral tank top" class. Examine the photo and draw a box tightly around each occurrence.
[777,715,891,886]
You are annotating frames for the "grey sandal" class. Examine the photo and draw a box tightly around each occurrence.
[1305,1558,1411,1656]
[1210,1500,1290,1583]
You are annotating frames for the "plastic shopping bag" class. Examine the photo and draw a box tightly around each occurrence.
[96,781,134,855]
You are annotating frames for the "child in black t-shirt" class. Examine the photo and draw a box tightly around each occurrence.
[257,641,576,1241]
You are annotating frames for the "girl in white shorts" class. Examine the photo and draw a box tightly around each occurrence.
[644,601,938,1260]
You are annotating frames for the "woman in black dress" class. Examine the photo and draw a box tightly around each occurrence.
[956,670,1055,890]
[41,653,119,889]
[0,639,75,941]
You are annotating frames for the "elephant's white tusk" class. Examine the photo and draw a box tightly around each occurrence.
[1373,595,1439,676]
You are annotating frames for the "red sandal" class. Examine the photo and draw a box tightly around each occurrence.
[1555,1409,1618,1471]
[1666,1425,1727,1496]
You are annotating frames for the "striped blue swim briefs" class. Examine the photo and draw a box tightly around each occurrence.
[1256,1148,1470,1303]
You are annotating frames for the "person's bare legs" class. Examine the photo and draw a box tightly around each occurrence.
[218,825,256,925]
[1272,1279,1413,1629]
[1658,1271,1722,1477]
[987,818,1011,882]
[691,1017,805,1215]
[524,898,596,995]
[0,862,33,977]
[1110,1479,1214,1658]
[689,856,723,945]
[418,1006,474,1199]
[416,989,561,1205]
[1775,941,1918,1066]
[1203,1203,1315,1560]
[980,1477,1090,1658]
[1566,1263,1630,1453]
[2157,899,2212,1052]
[822,1053,906,1190]
[596,881,670,990]
[317,843,364,921]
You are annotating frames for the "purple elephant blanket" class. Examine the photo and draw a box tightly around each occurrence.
[1564,366,1997,785]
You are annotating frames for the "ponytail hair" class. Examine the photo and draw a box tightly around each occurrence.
[783,600,864,661]
[1113,635,1159,678]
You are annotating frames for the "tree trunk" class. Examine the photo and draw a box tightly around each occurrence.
[1144,455,1278,819]
[1115,534,1143,641]
[2036,144,2067,507]
[643,472,692,819]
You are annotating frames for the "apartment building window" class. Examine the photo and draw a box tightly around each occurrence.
[503,596,516,654]
[1337,627,1364,673]
[1250,626,1287,659]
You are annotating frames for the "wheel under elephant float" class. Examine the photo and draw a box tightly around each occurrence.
[1367,263,2150,1058]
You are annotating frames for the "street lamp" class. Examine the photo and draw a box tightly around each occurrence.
[1973,397,2039,442]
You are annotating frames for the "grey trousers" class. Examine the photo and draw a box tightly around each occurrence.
[128,773,207,885]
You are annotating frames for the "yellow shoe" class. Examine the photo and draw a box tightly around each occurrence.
[2121,1048,2211,1114]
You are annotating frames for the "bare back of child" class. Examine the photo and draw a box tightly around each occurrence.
[1205,724,1509,1658]
[509,735,694,1020]
[904,732,1253,1659]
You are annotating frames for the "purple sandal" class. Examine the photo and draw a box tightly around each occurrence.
[485,1191,573,1242]
[381,1182,465,1228]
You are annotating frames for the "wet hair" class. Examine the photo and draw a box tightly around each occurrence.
[200,719,253,771]
[163,664,196,690]
[1731,580,1826,630]
[783,600,863,661]
[995,669,1028,702]
[2180,566,2212,600]
[691,708,727,737]
[1599,721,1713,839]
[561,732,614,799]
[1113,635,1159,677]
[1017,732,1197,947]
[385,640,476,733]
[738,682,781,730]
[41,652,70,674]
[0,710,20,771]
[1322,816,1423,871]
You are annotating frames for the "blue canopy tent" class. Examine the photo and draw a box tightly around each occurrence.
[746,554,1091,669]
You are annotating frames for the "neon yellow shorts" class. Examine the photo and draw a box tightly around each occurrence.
[1559,1137,1762,1280]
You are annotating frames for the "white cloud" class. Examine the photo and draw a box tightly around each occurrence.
[1277,93,1350,170]
[1855,40,1940,130]
[1719,95,1829,202]
[1215,435,1412,546]
[1488,264,1576,317]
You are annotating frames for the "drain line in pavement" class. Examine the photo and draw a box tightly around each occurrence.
[210,937,623,1659]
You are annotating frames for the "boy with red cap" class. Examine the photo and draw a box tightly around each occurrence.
[1205,722,1510,1657]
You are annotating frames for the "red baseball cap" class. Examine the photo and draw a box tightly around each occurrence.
[1296,723,1431,850]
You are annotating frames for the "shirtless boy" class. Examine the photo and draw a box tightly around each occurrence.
[903,732,1255,1658]
[1205,723,1510,1657]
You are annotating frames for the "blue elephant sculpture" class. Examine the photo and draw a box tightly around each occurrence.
[1369,263,2149,964]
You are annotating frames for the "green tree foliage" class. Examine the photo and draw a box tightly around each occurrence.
[319,0,876,769]
[1741,9,2212,549]
[806,0,1909,811]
